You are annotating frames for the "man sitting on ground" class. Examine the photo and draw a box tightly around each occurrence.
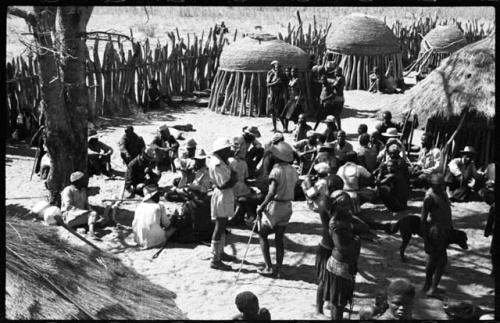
[377,111,402,144]
[322,115,338,143]
[87,129,114,177]
[369,66,382,93]
[376,159,409,212]
[150,124,180,172]
[445,146,484,202]
[232,291,271,320]
[357,133,378,173]
[60,171,109,238]
[410,133,442,188]
[125,148,159,198]
[331,130,353,166]
[173,138,198,188]
[118,125,145,166]
[294,130,319,175]
[293,113,312,142]
[132,184,176,249]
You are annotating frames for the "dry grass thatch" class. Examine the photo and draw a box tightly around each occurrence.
[6,216,186,320]
[421,24,467,54]
[326,13,401,56]
[391,33,495,123]
[219,36,309,72]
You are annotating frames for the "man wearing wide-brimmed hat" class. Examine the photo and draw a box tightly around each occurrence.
[60,171,109,238]
[132,184,175,249]
[87,128,114,177]
[150,124,180,172]
[208,137,238,270]
[376,111,402,144]
[421,173,453,298]
[267,60,287,133]
[256,141,298,278]
[377,131,411,167]
[445,146,484,202]
[118,126,146,166]
[125,147,160,198]
[241,126,265,177]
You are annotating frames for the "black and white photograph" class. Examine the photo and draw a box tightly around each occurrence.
[4,2,496,320]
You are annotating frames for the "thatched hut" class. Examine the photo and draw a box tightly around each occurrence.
[208,33,312,117]
[390,33,495,166]
[406,24,467,74]
[6,217,186,320]
[325,14,403,90]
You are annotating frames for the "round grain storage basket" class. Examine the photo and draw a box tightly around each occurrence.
[413,24,467,72]
[325,13,403,90]
[208,33,313,117]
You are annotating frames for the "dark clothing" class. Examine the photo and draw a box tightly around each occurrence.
[88,140,113,176]
[422,189,453,256]
[294,123,312,142]
[332,75,345,98]
[148,87,161,110]
[485,203,495,270]
[232,308,271,320]
[267,69,286,116]
[283,77,303,123]
[378,121,401,143]
[170,195,214,243]
[377,172,409,211]
[357,145,378,173]
[125,155,159,191]
[323,127,337,143]
[118,132,146,165]
[151,134,179,172]
[31,125,47,174]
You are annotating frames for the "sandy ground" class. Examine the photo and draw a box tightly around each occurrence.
[6,90,495,320]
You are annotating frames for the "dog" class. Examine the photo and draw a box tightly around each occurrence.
[389,215,469,262]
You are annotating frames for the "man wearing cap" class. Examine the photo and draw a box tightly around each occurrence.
[410,133,443,188]
[356,133,378,173]
[256,141,298,277]
[421,173,453,298]
[150,124,180,172]
[208,137,239,270]
[331,130,353,166]
[173,138,198,188]
[228,136,253,226]
[87,129,114,177]
[60,171,109,238]
[321,115,338,143]
[294,129,319,175]
[337,151,374,213]
[241,126,264,178]
[293,113,312,142]
[445,146,483,202]
[125,147,160,198]
[132,184,176,249]
[118,126,146,165]
[267,61,287,133]
[377,111,402,144]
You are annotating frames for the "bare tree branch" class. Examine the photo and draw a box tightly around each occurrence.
[7,7,37,27]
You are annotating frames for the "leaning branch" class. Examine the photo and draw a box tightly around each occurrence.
[7,7,37,27]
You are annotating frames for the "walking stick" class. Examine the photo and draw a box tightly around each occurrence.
[235,218,259,282]
[152,239,168,259]
[30,148,41,181]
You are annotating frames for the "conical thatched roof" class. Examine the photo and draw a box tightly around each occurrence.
[6,217,186,320]
[421,24,467,53]
[390,33,495,125]
[219,36,309,71]
[326,14,401,56]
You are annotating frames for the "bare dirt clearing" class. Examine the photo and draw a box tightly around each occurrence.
[6,90,494,320]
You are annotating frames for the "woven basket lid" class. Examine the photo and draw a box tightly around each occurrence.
[326,13,401,56]
[421,24,467,53]
[219,37,309,72]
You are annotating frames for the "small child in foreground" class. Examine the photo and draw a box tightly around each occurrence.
[232,291,271,320]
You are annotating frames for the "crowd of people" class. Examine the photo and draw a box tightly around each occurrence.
[27,57,494,320]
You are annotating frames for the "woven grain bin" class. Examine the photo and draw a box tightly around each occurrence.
[325,14,403,90]
[407,24,467,74]
[208,33,313,117]
[390,33,495,166]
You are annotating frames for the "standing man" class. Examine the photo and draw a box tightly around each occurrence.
[421,173,453,298]
[118,126,145,166]
[267,60,286,133]
[282,66,303,133]
[410,133,443,188]
[208,138,238,270]
[60,171,109,238]
[293,130,319,175]
[331,67,345,131]
[241,126,264,178]
[150,125,180,173]
[228,136,252,226]
[314,75,336,131]
[256,141,298,278]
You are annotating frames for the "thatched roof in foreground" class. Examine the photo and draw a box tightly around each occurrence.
[6,217,186,320]
[390,33,495,125]
[219,36,309,72]
[421,24,467,54]
[326,14,400,56]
